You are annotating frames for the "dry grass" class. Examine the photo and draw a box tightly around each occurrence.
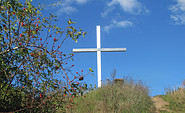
[71,75,156,113]
[162,80,185,112]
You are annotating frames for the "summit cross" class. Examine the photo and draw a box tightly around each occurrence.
[73,26,126,88]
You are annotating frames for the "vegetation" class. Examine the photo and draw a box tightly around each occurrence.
[68,71,156,113]
[0,0,90,112]
[161,80,185,113]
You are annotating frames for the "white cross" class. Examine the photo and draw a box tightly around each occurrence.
[73,26,126,88]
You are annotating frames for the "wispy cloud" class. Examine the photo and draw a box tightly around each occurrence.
[76,0,88,4]
[169,0,185,25]
[57,6,77,15]
[101,0,149,17]
[56,0,88,16]
[104,19,133,32]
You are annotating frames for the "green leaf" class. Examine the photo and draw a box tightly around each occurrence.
[89,68,94,72]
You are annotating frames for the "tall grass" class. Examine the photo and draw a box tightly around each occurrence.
[162,80,185,112]
[71,72,156,113]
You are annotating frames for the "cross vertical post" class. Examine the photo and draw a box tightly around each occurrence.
[97,26,101,87]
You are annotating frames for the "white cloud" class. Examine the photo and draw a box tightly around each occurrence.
[104,19,133,32]
[56,0,88,15]
[101,0,148,17]
[169,0,185,25]
[57,6,77,15]
[76,0,87,4]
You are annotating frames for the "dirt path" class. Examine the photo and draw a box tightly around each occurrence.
[152,96,173,113]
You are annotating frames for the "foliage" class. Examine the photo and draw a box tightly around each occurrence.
[0,0,89,112]
[68,71,156,113]
[162,80,185,112]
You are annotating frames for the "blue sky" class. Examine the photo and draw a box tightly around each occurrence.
[33,0,185,96]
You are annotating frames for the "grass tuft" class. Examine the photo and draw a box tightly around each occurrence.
[162,80,185,112]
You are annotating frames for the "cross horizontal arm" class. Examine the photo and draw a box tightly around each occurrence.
[73,48,126,52]
[73,48,98,52]
[100,48,126,52]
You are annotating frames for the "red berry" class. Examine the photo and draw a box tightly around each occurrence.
[72,65,74,67]
[36,24,38,26]
[31,53,34,56]
[81,70,83,72]
[13,12,15,15]
[76,72,78,74]
[84,95,86,97]
[49,35,52,37]
[54,38,57,41]
[40,94,42,97]
[20,34,23,37]
[19,42,22,45]
[23,7,25,10]
[79,76,83,81]
[21,22,24,26]
[40,38,42,40]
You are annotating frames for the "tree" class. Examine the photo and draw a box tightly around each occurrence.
[0,0,89,112]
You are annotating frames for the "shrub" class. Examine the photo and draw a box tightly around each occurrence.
[0,0,89,112]
[72,76,156,113]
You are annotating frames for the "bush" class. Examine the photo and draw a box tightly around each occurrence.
[0,0,89,112]
[72,76,156,113]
